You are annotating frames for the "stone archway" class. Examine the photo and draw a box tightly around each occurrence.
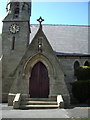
[84,61,90,66]
[23,54,54,96]
[29,61,49,98]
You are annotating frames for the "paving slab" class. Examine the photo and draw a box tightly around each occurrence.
[0,103,89,119]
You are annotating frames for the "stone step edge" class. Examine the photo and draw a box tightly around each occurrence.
[21,101,58,105]
[22,98,56,101]
[21,101,57,103]
[20,104,59,109]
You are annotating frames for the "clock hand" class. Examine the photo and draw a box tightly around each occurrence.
[12,25,16,33]
[13,25,16,30]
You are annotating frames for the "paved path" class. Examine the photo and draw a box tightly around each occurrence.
[66,107,89,118]
[0,104,89,119]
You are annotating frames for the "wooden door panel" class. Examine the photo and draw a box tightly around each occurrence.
[29,62,49,98]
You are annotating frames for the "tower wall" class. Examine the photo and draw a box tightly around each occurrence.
[2,1,31,102]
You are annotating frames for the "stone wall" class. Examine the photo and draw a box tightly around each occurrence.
[0,35,2,102]
[58,56,90,103]
[2,21,30,102]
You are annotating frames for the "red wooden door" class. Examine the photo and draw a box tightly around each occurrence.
[29,62,49,98]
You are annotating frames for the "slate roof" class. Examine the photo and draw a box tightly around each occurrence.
[30,24,89,55]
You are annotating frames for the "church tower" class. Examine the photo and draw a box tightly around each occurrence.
[2,1,31,102]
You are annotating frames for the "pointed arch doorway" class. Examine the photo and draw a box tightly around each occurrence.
[29,61,49,98]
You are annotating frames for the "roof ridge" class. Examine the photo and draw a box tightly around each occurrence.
[31,24,89,27]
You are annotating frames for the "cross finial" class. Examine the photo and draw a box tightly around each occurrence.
[37,16,44,26]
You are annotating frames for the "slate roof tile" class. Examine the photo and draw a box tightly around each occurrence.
[30,24,89,54]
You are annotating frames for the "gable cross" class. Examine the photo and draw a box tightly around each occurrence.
[37,16,44,26]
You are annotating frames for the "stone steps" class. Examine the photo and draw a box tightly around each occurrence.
[20,98,58,109]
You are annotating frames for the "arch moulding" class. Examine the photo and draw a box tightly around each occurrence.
[23,53,55,95]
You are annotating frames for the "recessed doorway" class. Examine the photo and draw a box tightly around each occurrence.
[29,62,49,98]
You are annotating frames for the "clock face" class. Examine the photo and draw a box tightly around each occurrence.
[9,24,20,34]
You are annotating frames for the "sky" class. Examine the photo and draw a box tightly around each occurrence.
[0,1,89,33]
